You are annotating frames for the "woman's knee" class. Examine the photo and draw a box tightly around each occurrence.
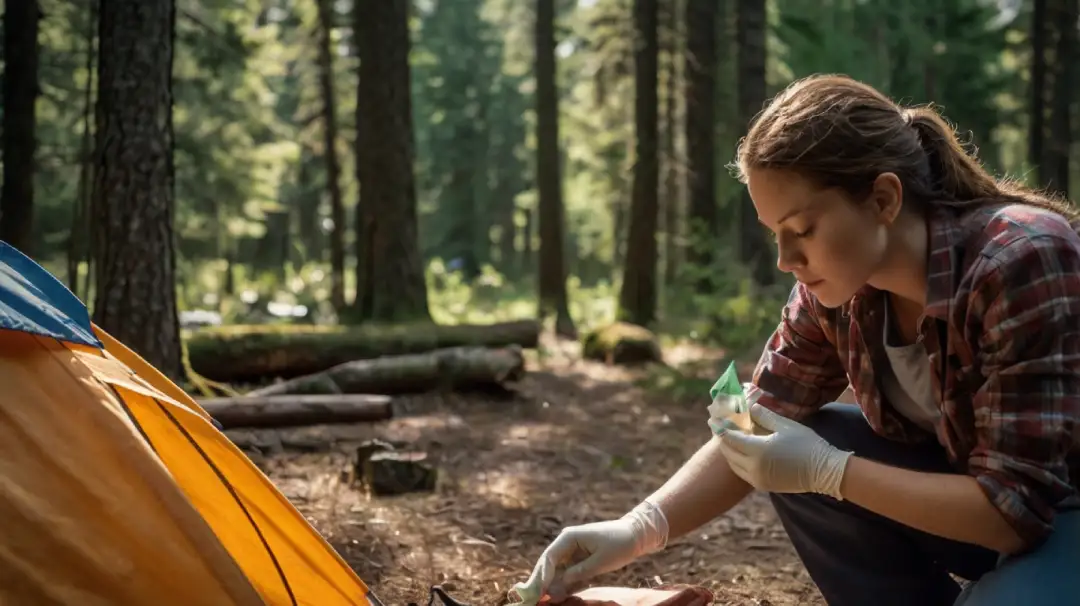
[799,403,952,473]
[795,403,872,450]
[954,511,1080,606]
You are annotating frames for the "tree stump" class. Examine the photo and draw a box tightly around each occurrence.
[354,439,437,496]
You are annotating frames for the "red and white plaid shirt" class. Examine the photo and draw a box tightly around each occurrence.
[749,202,1080,550]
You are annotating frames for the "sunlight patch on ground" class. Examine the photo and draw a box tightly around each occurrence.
[470,468,533,509]
[498,421,561,445]
[388,410,469,438]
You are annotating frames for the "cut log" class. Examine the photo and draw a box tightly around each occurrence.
[582,321,663,365]
[246,345,526,396]
[198,394,393,429]
[184,319,540,383]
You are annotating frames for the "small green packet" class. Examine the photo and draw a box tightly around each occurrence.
[707,361,754,436]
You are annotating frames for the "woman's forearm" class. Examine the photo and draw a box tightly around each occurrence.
[840,456,1024,554]
[644,436,754,541]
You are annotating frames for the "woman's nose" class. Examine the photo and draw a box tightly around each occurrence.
[775,238,805,274]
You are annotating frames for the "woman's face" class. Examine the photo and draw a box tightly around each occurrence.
[747,167,900,308]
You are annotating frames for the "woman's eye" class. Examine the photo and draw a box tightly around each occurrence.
[765,225,813,242]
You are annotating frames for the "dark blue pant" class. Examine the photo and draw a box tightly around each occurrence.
[769,403,1080,606]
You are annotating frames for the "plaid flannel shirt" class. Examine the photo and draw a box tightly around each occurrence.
[748,202,1080,551]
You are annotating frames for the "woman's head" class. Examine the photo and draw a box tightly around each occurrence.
[734,74,1076,307]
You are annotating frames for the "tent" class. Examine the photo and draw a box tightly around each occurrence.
[0,241,383,606]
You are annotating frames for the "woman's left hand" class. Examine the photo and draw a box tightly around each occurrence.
[718,403,854,500]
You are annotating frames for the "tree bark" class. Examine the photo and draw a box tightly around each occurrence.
[91,0,183,381]
[736,0,772,286]
[683,0,718,293]
[354,0,430,322]
[245,345,525,396]
[316,0,347,311]
[0,0,42,255]
[535,0,577,338]
[186,319,541,383]
[617,0,660,327]
[200,394,393,429]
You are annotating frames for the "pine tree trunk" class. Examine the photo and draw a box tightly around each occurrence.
[316,0,347,311]
[684,0,718,293]
[0,0,41,255]
[618,0,660,327]
[736,0,772,286]
[354,0,430,322]
[91,0,183,381]
[535,0,577,337]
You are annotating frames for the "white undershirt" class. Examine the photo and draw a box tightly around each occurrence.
[879,296,941,433]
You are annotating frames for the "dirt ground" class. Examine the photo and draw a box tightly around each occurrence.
[237,339,825,606]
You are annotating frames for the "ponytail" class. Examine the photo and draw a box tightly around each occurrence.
[904,108,998,201]
[903,106,1080,223]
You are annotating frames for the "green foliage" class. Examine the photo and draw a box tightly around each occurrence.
[425,257,618,330]
[412,1,528,278]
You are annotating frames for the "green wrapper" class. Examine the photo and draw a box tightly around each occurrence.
[707,361,751,436]
[709,361,743,402]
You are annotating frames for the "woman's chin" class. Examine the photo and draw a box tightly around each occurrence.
[804,280,848,308]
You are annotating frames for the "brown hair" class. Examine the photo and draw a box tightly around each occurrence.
[732,74,1079,223]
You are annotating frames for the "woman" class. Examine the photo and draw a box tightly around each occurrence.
[515,74,1080,606]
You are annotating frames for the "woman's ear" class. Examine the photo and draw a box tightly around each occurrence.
[869,172,904,225]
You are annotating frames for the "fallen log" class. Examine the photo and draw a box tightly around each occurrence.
[245,345,526,396]
[198,394,393,429]
[184,319,541,383]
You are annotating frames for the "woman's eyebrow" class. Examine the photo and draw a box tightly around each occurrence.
[758,204,814,227]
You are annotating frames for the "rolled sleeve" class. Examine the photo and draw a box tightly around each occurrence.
[967,235,1080,550]
[749,283,849,423]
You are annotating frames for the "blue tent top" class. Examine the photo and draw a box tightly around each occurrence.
[0,241,103,349]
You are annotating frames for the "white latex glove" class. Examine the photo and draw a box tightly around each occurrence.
[718,403,853,500]
[509,501,668,605]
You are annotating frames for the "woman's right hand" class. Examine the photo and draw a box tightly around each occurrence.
[512,501,669,604]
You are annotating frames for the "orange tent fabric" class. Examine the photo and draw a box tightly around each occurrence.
[0,328,382,605]
[0,242,382,605]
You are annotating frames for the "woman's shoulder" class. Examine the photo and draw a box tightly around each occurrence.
[946,202,1080,313]
[954,201,1080,265]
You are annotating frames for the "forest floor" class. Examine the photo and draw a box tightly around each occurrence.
[245,335,825,606]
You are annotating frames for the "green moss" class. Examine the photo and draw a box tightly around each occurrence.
[581,321,663,365]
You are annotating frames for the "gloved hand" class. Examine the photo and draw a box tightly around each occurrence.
[718,403,853,500]
[510,500,669,605]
